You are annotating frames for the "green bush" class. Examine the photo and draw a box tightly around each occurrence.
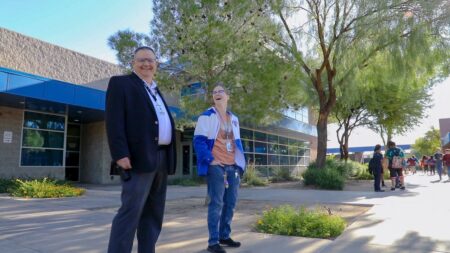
[0,178,19,193]
[242,164,268,186]
[255,205,346,239]
[302,163,345,190]
[168,177,204,186]
[9,178,85,198]
[270,167,297,183]
[308,158,349,177]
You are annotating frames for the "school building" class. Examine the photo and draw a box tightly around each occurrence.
[0,27,318,184]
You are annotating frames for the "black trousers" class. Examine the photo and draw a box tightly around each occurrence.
[108,149,168,253]
[373,172,381,191]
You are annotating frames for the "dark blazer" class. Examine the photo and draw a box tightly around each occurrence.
[105,72,177,174]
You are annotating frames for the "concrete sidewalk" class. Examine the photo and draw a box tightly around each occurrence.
[0,174,449,253]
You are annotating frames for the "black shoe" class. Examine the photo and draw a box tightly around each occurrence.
[207,244,226,253]
[219,238,241,248]
[391,187,395,191]
[375,189,385,192]
[400,186,405,190]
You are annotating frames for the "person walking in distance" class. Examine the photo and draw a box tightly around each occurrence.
[105,46,177,253]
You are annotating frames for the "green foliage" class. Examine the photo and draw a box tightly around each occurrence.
[302,168,345,190]
[351,164,374,180]
[303,158,356,190]
[242,164,268,187]
[167,177,204,186]
[108,29,150,70]
[9,178,85,198]
[270,167,297,183]
[0,178,19,193]
[412,127,442,157]
[255,205,346,239]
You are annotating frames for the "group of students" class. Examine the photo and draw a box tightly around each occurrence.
[418,151,450,180]
[371,142,450,192]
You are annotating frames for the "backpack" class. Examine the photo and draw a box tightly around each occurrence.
[390,148,403,169]
[368,158,377,174]
[392,156,403,169]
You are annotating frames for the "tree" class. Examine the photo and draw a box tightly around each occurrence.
[108,30,151,69]
[149,0,307,125]
[264,0,450,168]
[412,127,441,157]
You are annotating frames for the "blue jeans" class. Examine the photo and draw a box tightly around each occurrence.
[437,162,443,179]
[447,166,450,178]
[206,165,240,246]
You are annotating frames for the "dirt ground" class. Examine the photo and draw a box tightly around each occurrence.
[164,180,372,239]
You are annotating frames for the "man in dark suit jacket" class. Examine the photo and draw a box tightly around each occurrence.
[105,46,177,253]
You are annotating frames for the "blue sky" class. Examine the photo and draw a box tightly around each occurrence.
[0,0,153,63]
[1,0,449,147]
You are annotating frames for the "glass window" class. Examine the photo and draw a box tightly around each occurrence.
[181,129,194,142]
[280,156,289,165]
[67,124,81,136]
[288,146,298,156]
[269,155,279,165]
[268,144,279,154]
[279,136,288,145]
[254,154,267,165]
[242,139,254,152]
[290,156,299,166]
[254,141,267,154]
[67,137,80,151]
[305,149,311,156]
[245,153,254,164]
[298,148,306,156]
[23,111,65,131]
[21,149,63,166]
[279,145,288,155]
[22,130,64,149]
[21,111,65,166]
[254,131,267,142]
[267,134,278,143]
[240,128,253,140]
[65,152,79,167]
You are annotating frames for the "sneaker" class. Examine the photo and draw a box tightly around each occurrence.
[207,244,226,253]
[375,189,385,192]
[400,186,405,190]
[219,238,241,248]
[391,187,395,191]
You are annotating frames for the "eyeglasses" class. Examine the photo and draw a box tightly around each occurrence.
[135,58,157,64]
[212,89,226,95]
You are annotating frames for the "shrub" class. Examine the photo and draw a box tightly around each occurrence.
[255,205,346,239]
[10,178,85,198]
[0,178,19,193]
[242,164,268,187]
[270,167,297,183]
[302,165,345,190]
[168,177,204,186]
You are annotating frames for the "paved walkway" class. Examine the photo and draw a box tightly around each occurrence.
[0,174,449,253]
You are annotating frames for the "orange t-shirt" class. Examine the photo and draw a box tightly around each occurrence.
[211,128,235,165]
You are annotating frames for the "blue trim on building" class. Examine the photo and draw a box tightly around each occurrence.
[0,67,105,110]
[327,144,412,154]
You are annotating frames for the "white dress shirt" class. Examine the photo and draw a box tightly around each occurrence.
[136,75,172,145]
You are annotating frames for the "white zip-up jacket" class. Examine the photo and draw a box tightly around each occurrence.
[193,107,246,176]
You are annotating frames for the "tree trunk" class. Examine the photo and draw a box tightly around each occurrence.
[316,112,329,168]
[343,132,350,161]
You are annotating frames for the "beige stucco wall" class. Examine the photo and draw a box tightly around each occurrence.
[0,27,124,84]
[0,106,64,179]
[80,122,118,184]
